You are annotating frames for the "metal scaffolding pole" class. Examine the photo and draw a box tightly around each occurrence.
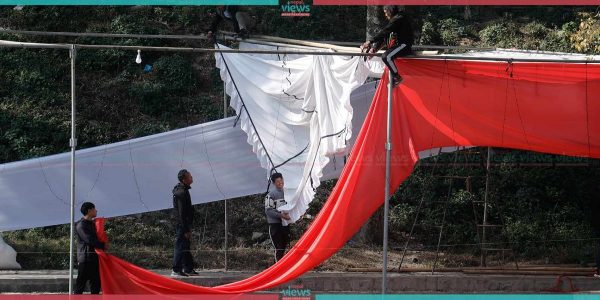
[382,71,393,294]
[224,84,228,271]
[68,44,77,294]
[480,146,492,267]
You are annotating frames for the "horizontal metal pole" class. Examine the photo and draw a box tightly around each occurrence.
[413,45,496,51]
[0,29,210,40]
[416,54,600,63]
[0,40,72,49]
[0,39,379,57]
[1,39,598,63]
[1,29,498,51]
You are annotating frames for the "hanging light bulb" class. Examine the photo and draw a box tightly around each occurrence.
[135,50,142,64]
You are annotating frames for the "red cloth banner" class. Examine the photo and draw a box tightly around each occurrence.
[94,217,108,244]
[97,58,600,294]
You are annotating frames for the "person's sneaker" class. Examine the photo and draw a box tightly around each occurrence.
[170,270,188,277]
[392,75,403,87]
[184,270,199,276]
[238,29,249,39]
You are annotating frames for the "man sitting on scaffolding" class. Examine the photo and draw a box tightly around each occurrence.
[361,5,414,87]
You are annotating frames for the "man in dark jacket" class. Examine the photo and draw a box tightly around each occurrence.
[361,5,414,86]
[75,202,107,294]
[171,169,197,277]
[207,6,250,40]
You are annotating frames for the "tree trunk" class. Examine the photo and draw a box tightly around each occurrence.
[464,6,472,21]
[366,6,385,41]
[354,6,387,245]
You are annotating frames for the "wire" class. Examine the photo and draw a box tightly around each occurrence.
[37,158,69,206]
[127,140,150,212]
[215,43,277,171]
[85,145,108,201]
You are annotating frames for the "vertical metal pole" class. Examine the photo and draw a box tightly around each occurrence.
[223,84,228,118]
[68,44,77,294]
[480,146,492,267]
[224,199,228,271]
[223,83,228,271]
[382,71,393,294]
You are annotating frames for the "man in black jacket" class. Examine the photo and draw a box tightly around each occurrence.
[361,5,414,86]
[75,202,107,294]
[207,6,250,40]
[171,169,198,277]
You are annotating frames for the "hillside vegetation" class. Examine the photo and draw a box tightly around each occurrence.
[1,6,600,270]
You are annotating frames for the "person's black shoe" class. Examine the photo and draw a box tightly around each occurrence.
[170,270,188,277]
[238,29,249,39]
[184,270,199,276]
[391,74,403,87]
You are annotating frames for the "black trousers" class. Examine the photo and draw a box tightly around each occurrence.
[172,224,195,272]
[381,43,412,78]
[74,259,101,294]
[269,223,290,262]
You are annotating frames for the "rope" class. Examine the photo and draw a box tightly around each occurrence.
[398,60,449,270]
[37,158,69,206]
[215,43,277,173]
[232,107,244,128]
[305,126,349,191]
[432,146,462,273]
[199,122,228,200]
[271,144,310,171]
[585,61,592,157]
[398,148,444,270]
[501,62,511,147]
[85,145,108,201]
[428,59,449,151]
[508,61,531,148]
[127,140,149,212]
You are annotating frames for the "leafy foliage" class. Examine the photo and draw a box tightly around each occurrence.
[1,6,600,270]
[571,12,600,54]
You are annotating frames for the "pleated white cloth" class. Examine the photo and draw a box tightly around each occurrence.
[215,43,371,223]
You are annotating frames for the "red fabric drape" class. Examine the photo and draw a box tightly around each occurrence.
[95,218,108,244]
[97,58,600,294]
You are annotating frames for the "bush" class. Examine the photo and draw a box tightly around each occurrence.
[439,18,464,46]
[479,21,522,48]
[570,12,600,54]
[420,20,439,45]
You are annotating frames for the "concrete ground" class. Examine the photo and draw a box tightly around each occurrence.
[1,270,600,294]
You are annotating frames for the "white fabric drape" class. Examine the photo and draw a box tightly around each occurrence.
[0,234,20,269]
[3,46,570,231]
[0,82,377,231]
[215,43,371,223]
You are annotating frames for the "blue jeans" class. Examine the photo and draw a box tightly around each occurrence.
[172,224,194,272]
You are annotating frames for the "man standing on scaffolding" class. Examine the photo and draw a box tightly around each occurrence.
[361,5,414,86]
